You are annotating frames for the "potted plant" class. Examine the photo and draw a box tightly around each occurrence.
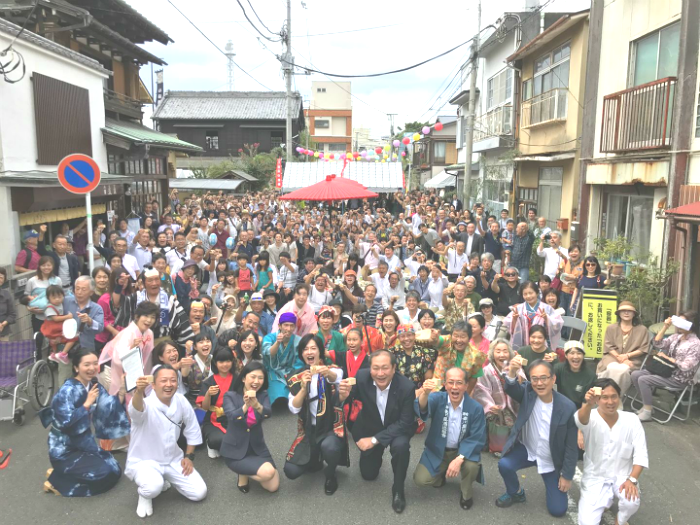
[594,236,635,276]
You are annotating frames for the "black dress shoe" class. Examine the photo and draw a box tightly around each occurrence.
[392,492,406,513]
[324,477,338,495]
[237,476,250,494]
[460,495,473,509]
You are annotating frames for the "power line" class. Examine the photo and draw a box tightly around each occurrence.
[283,37,475,78]
[291,23,401,38]
[166,0,275,91]
[245,0,280,36]
[236,0,281,42]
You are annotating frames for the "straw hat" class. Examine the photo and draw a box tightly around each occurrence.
[616,301,637,314]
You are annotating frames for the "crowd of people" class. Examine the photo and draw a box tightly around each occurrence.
[11,188,700,522]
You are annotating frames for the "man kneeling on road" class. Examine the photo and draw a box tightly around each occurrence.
[413,367,486,510]
[126,366,207,518]
[576,378,648,525]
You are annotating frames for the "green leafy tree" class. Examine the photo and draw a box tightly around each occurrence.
[395,121,429,139]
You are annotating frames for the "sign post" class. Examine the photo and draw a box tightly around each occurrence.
[57,154,101,274]
[580,288,618,359]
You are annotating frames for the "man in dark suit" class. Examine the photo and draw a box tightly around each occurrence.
[463,222,485,259]
[495,358,578,517]
[338,350,417,513]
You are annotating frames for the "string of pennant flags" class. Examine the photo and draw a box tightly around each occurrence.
[295,121,444,163]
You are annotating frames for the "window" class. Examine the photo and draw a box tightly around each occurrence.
[434,141,446,164]
[33,73,92,164]
[602,193,653,259]
[315,119,330,129]
[532,42,570,97]
[631,22,680,87]
[487,69,513,109]
[205,131,219,150]
[537,167,563,230]
[271,130,283,149]
[483,165,512,211]
[317,87,326,93]
[328,143,347,153]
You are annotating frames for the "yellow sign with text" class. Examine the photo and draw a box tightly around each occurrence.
[580,289,618,359]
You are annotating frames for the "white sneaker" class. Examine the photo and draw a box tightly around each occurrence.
[637,409,653,422]
[136,495,153,518]
[207,445,220,458]
[163,480,171,492]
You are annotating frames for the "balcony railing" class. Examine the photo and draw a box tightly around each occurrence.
[600,77,676,153]
[521,88,568,128]
[474,104,513,142]
[104,88,143,119]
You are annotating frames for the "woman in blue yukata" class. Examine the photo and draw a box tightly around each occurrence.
[40,348,130,497]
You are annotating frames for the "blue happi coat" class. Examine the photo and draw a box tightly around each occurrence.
[40,378,130,497]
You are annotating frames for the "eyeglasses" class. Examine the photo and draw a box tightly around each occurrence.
[585,263,597,266]
[530,375,552,384]
[445,380,465,387]
[504,273,516,277]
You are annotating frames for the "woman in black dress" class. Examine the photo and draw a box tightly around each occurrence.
[220,361,279,493]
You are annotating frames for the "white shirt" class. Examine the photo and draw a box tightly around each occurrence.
[447,248,470,275]
[121,253,141,280]
[465,234,476,256]
[360,241,381,269]
[403,257,421,277]
[308,286,333,313]
[125,392,202,477]
[520,397,555,474]
[371,272,391,301]
[58,254,71,288]
[446,401,463,448]
[536,245,568,280]
[575,409,649,485]
[380,254,402,273]
[398,308,420,329]
[411,214,423,236]
[374,381,392,424]
[129,243,152,272]
[167,247,190,274]
[288,370,344,425]
[428,276,448,308]
[382,282,406,309]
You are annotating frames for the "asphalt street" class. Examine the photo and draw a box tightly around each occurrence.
[1,391,699,525]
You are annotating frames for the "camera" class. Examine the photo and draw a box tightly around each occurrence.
[543,233,552,241]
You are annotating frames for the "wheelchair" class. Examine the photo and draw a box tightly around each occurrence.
[0,335,55,425]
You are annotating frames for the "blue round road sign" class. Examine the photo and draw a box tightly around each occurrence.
[58,154,101,194]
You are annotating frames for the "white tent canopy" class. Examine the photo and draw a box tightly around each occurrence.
[282,161,403,193]
[424,170,458,189]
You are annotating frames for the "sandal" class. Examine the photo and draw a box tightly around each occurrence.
[43,481,60,495]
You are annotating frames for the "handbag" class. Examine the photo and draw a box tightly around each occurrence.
[645,354,676,378]
[487,413,510,453]
[551,276,563,292]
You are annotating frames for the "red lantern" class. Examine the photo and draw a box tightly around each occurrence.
[375,147,383,155]
[402,137,410,145]
[434,122,444,131]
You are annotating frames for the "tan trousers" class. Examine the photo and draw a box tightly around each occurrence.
[413,449,481,499]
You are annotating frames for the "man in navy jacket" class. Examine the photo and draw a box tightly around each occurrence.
[495,357,577,517]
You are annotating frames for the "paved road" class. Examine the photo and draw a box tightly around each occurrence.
[1,392,699,525]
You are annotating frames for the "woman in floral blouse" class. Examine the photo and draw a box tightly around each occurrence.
[391,324,434,388]
[379,310,400,351]
[632,311,700,422]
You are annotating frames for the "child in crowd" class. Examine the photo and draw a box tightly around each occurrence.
[500,219,515,252]
[40,285,78,364]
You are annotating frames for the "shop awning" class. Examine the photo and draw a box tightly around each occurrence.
[19,203,107,226]
[424,170,458,189]
[283,161,403,193]
[0,171,134,187]
[102,119,203,153]
[169,179,244,191]
[664,201,700,218]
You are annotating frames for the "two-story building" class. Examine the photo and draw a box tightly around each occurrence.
[305,81,353,156]
[507,10,589,245]
[580,0,700,312]
[153,91,305,158]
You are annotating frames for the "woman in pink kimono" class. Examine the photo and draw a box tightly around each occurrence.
[503,280,563,352]
[99,301,159,401]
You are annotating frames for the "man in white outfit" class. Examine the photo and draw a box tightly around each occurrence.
[126,366,207,518]
[575,378,648,525]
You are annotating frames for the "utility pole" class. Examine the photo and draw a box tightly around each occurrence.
[387,113,397,137]
[283,0,293,164]
[462,0,481,209]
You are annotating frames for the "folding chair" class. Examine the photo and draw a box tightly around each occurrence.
[629,364,700,424]
[562,316,587,342]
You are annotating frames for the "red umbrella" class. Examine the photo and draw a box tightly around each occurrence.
[280,175,378,201]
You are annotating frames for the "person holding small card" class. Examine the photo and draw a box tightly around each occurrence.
[220,361,279,494]
[413,367,486,510]
[494,357,577,517]
[125,366,207,518]
[503,281,563,353]
[575,378,648,525]
[631,311,700,422]
[284,334,347,495]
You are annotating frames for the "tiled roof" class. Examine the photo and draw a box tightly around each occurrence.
[103,118,203,153]
[169,179,244,191]
[0,17,108,75]
[283,161,404,193]
[153,91,303,121]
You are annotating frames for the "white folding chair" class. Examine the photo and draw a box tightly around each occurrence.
[562,316,587,342]
[629,365,700,424]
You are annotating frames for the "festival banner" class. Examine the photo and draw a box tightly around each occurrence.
[275,158,283,188]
